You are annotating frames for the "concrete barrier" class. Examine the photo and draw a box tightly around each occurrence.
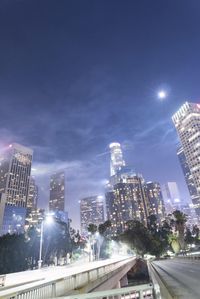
[148,262,176,299]
[0,257,136,299]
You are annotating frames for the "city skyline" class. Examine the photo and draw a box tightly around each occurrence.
[1,0,200,228]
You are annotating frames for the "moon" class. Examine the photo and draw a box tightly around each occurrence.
[158,90,167,100]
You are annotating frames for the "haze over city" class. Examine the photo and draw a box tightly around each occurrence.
[1,0,200,228]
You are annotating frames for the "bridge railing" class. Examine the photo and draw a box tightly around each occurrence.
[52,283,153,299]
[177,254,200,260]
[0,257,135,299]
[148,262,174,299]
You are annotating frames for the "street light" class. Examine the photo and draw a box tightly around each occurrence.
[38,214,54,269]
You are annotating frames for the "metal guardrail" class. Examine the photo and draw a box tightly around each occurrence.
[177,254,200,260]
[52,283,153,299]
[0,257,136,299]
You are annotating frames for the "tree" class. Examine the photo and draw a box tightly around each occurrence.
[185,228,194,245]
[120,220,151,257]
[171,210,187,251]
[192,225,200,244]
[98,220,111,236]
[87,223,97,234]
[97,220,112,259]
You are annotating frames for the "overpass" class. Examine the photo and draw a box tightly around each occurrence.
[0,256,148,299]
[2,255,198,299]
[148,256,200,299]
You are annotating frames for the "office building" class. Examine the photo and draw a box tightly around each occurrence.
[145,181,165,224]
[172,102,200,216]
[80,196,104,234]
[0,143,33,235]
[106,169,148,234]
[49,171,65,212]
[177,145,200,213]
[27,176,38,211]
[109,142,125,176]
[162,182,181,214]
[25,208,45,230]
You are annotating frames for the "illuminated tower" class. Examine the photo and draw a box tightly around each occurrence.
[27,176,38,211]
[162,182,181,214]
[145,181,165,224]
[0,143,33,235]
[80,196,104,234]
[177,145,200,206]
[49,171,65,212]
[109,142,125,176]
[172,102,200,215]
[106,168,148,234]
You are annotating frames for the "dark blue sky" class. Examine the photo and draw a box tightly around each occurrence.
[1,0,200,228]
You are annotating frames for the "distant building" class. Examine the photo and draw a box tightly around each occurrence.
[106,168,148,235]
[177,145,200,215]
[80,196,104,234]
[0,143,33,235]
[25,208,45,230]
[49,171,65,212]
[162,182,181,214]
[145,182,165,224]
[27,176,38,211]
[172,102,200,216]
[180,204,198,229]
[109,143,125,176]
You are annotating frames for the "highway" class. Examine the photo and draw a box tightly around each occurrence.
[152,258,200,299]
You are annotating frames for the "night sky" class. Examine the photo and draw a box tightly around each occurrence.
[1,0,200,228]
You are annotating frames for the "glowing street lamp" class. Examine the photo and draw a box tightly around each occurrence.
[38,214,54,269]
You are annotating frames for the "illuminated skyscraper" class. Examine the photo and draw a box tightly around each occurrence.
[49,171,65,212]
[80,196,104,234]
[27,176,38,211]
[0,143,33,235]
[145,181,165,224]
[162,182,181,214]
[109,143,125,176]
[177,145,200,211]
[106,169,148,234]
[172,102,200,215]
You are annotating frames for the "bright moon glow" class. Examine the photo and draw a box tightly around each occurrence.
[158,90,167,99]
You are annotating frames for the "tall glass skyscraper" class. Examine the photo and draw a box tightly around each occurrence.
[106,168,149,234]
[27,176,38,211]
[172,102,200,216]
[177,145,200,207]
[80,196,104,234]
[109,143,125,176]
[0,143,33,235]
[162,182,181,214]
[145,181,165,224]
[49,171,65,212]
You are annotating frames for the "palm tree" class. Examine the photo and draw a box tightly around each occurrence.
[172,210,187,252]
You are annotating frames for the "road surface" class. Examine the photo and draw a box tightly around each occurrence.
[152,258,200,299]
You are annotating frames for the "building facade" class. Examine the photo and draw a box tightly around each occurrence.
[177,145,200,214]
[80,196,104,234]
[109,143,125,176]
[49,171,65,212]
[145,181,165,224]
[162,182,181,214]
[106,169,149,235]
[172,102,200,216]
[27,176,38,211]
[0,143,33,235]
